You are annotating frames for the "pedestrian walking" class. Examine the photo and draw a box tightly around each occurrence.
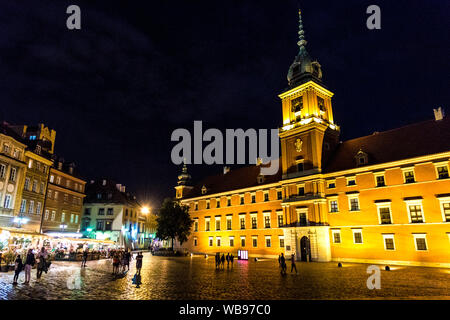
[112,253,120,275]
[24,249,35,284]
[290,253,298,274]
[280,253,287,275]
[278,254,281,267]
[215,252,220,269]
[13,254,23,285]
[136,252,143,275]
[221,254,225,269]
[226,253,230,268]
[81,249,88,267]
[123,249,131,271]
[37,247,48,279]
[230,254,234,267]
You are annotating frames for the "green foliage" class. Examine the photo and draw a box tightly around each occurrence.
[2,250,16,265]
[156,198,193,250]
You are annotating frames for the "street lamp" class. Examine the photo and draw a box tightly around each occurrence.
[141,206,150,215]
[14,215,29,228]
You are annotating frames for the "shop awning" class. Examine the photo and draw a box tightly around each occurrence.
[0,227,49,239]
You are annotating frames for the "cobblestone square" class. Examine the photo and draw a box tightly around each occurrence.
[0,253,449,300]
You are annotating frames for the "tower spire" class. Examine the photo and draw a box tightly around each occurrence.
[297,9,307,54]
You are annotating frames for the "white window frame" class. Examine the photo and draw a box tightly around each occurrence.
[279,235,285,248]
[375,202,393,224]
[205,217,210,231]
[346,176,356,186]
[347,194,360,212]
[36,202,41,215]
[4,194,12,208]
[263,211,271,228]
[252,236,258,248]
[265,235,271,248]
[401,167,415,183]
[229,236,234,247]
[382,234,396,251]
[277,210,284,227]
[437,196,450,222]
[208,236,213,247]
[413,234,428,251]
[331,229,341,244]
[193,219,199,232]
[193,237,198,246]
[44,209,49,220]
[240,236,246,247]
[374,171,386,187]
[328,197,339,213]
[405,199,425,223]
[216,236,221,247]
[215,216,221,231]
[51,211,56,221]
[20,199,26,213]
[226,215,232,230]
[352,229,363,244]
[250,212,258,229]
[434,161,449,179]
[28,200,34,214]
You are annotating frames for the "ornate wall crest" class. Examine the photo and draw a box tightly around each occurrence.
[295,138,303,152]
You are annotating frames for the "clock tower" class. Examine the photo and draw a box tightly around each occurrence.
[279,10,340,179]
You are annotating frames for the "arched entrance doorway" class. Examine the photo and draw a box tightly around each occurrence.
[300,236,311,262]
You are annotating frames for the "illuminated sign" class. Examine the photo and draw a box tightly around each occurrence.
[238,250,248,260]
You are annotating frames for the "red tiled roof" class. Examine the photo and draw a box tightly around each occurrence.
[324,116,450,172]
[182,117,450,199]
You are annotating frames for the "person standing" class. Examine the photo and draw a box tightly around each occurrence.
[136,252,143,275]
[215,252,220,269]
[81,249,88,268]
[13,254,23,285]
[124,249,131,271]
[290,253,298,274]
[24,249,35,284]
[112,253,120,275]
[221,254,225,269]
[36,247,48,279]
[230,254,234,267]
[226,253,230,268]
[280,253,286,275]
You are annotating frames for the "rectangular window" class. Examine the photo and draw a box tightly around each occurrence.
[194,220,198,232]
[36,202,41,215]
[332,230,341,243]
[376,175,385,187]
[194,202,198,210]
[56,176,61,185]
[298,211,307,226]
[206,201,210,209]
[251,194,256,203]
[40,182,45,194]
[0,164,6,179]
[215,217,221,231]
[84,208,91,216]
[383,235,395,250]
[327,181,336,189]
[44,210,49,220]
[240,196,244,205]
[329,200,338,213]
[346,177,356,186]
[98,208,105,215]
[349,198,360,211]
[24,178,30,190]
[28,200,34,214]
[229,237,234,247]
[205,219,210,231]
[277,213,284,227]
[279,236,285,248]
[264,213,271,228]
[75,215,79,224]
[240,237,246,247]
[379,207,392,224]
[216,198,220,208]
[54,191,58,199]
[104,220,112,231]
[251,215,257,229]
[277,190,282,200]
[20,199,26,213]
[436,165,449,179]
[209,237,213,247]
[353,230,363,244]
[61,212,66,222]
[31,180,37,192]
[297,162,304,172]
[252,236,258,248]
[414,235,427,251]
[226,217,232,230]
[107,208,113,215]
[265,236,271,248]
[9,167,16,182]
[96,220,104,231]
[4,194,12,209]
[216,237,221,247]
[227,198,231,206]
[240,216,245,229]
[404,170,415,183]
[442,203,450,222]
[70,214,74,223]
[194,237,198,246]
[409,205,424,223]
[297,186,305,196]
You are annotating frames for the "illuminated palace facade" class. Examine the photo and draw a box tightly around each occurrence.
[175,11,450,268]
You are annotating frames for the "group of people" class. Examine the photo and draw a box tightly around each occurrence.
[13,247,51,285]
[214,252,234,269]
[110,249,144,275]
[278,253,297,275]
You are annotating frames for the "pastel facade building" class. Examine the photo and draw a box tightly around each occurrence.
[175,11,450,268]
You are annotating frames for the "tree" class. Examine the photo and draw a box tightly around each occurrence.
[156,198,193,251]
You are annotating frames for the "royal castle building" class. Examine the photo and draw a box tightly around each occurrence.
[175,11,450,268]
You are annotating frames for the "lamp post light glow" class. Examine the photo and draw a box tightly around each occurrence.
[141,206,150,215]
[14,216,29,228]
[60,223,68,232]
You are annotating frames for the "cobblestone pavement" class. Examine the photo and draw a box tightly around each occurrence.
[0,253,449,300]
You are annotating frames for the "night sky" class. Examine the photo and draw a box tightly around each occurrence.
[0,0,448,208]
